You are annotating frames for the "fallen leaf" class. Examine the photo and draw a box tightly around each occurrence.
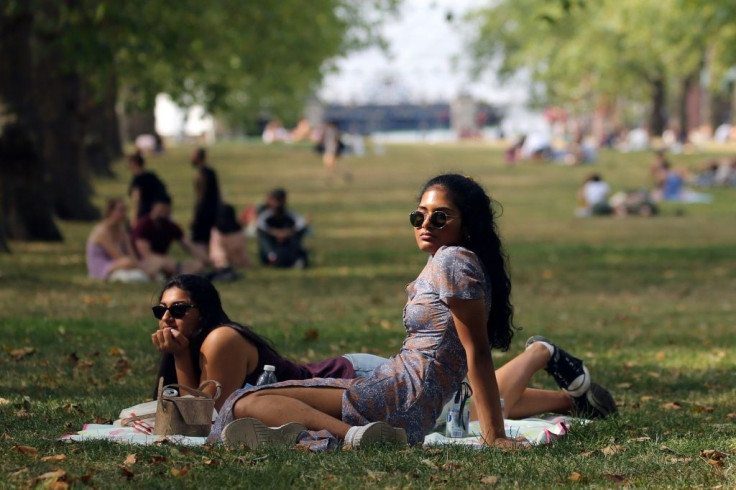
[77,360,94,369]
[429,474,448,483]
[616,382,631,389]
[303,329,319,341]
[691,405,714,413]
[568,471,584,482]
[726,413,736,420]
[9,468,29,478]
[628,437,651,443]
[420,458,439,469]
[647,371,661,379]
[441,461,463,471]
[80,474,93,484]
[660,402,681,410]
[149,455,168,464]
[66,353,79,365]
[604,474,627,483]
[580,450,596,458]
[33,469,67,485]
[480,475,499,485]
[10,347,36,360]
[665,456,692,464]
[41,454,67,462]
[366,469,386,481]
[640,395,654,402]
[0,397,11,405]
[601,445,623,456]
[171,465,190,477]
[119,465,135,480]
[11,445,38,456]
[659,445,675,453]
[706,459,725,467]
[202,457,218,467]
[123,453,138,466]
[108,346,126,356]
[700,449,727,460]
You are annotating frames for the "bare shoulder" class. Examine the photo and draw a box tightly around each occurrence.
[201,325,251,352]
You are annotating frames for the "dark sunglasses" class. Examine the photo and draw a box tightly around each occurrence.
[152,303,198,320]
[409,210,454,229]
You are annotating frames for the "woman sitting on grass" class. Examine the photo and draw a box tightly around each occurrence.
[200,174,615,450]
[86,197,154,283]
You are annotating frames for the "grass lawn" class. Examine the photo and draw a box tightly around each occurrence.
[1,141,735,488]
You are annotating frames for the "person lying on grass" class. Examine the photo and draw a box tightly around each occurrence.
[187,174,617,449]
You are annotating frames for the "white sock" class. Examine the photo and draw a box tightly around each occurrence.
[344,425,360,444]
[527,340,554,357]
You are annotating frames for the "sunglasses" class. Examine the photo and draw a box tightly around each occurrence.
[152,303,198,320]
[409,210,455,229]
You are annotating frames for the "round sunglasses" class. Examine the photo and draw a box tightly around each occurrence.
[152,303,198,320]
[409,210,455,229]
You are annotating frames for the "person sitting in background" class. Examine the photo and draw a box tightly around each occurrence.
[256,188,310,268]
[86,198,153,282]
[131,194,211,277]
[206,203,250,282]
[128,152,168,225]
[576,173,612,217]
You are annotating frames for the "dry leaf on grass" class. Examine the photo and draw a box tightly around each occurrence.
[171,465,190,477]
[700,449,727,460]
[441,461,463,471]
[628,436,651,443]
[303,329,319,341]
[480,475,499,485]
[660,401,681,410]
[123,453,138,466]
[420,458,439,470]
[11,445,38,456]
[601,445,624,456]
[32,468,67,487]
[366,469,386,481]
[691,405,714,413]
[118,465,135,480]
[665,456,692,464]
[10,347,36,360]
[604,474,627,483]
[41,454,67,462]
[0,397,11,405]
[108,346,126,356]
[568,471,584,482]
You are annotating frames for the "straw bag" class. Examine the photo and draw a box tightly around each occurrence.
[153,378,222,436]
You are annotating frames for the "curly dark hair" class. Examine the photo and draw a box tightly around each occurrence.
[419,174,517,350]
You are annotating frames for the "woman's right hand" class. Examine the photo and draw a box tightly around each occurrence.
[151,327,190,356]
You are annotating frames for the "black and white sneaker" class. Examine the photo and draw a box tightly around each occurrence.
[525,336,591,397]
[573,382,618,419]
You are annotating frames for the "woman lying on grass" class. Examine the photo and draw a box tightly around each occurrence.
[195,174,616,449]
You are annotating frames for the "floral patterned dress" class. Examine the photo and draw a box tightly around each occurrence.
[209,245,490,446]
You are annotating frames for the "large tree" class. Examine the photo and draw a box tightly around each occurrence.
[0,0,397,250]
[467,0,735,137]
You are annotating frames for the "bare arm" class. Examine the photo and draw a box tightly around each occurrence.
[447,297,509,446]
[199,327,254,410]
[134,237,156,260]
[179,237,211,265]
[130,188,141,223]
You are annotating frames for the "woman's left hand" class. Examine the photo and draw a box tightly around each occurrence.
[490,437,529,450]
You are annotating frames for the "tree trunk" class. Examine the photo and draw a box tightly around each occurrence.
[35,49,100,221]
[679,74,696,143]
[84,73,123,178]
[648,76,667,137]
[0,2,62,243]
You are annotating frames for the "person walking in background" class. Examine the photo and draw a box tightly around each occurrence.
[131,195,211,277]
[318,121,351,183]
[256,188,310,268]
[86,197,154,282]
[128,152,168,225]
[190,147,222,254]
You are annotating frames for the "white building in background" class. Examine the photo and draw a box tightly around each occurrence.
[154,93,216,144]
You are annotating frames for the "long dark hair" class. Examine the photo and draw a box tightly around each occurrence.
[419,174,517,350]
[154,274,276,395]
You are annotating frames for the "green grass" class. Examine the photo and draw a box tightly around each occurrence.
[1,141,735,488]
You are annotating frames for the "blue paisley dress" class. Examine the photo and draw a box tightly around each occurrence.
[209,245,490,446]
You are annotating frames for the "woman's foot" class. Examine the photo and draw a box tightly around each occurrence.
[525,336,590,396]
[343,422,408,448]
[572,382,618,419]
[221,418,307,449]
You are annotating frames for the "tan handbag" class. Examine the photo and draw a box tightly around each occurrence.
[153,377,222,436]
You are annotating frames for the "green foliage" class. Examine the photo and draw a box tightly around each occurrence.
[1,143,735,488]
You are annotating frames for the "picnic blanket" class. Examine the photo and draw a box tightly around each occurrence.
[61,415,580,447]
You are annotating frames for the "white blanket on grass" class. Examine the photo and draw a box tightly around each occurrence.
[60,415,580,447]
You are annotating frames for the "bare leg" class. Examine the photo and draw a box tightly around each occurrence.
[470,343,573,420]
[233,387,351,439]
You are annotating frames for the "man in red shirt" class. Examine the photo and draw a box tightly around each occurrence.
[131,195,211,277]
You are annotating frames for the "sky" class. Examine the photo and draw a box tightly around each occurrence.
[318,0,528,107]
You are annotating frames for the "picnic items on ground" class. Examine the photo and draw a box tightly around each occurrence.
[152,378,222,436]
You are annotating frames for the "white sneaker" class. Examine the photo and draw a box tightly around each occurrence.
[346,422,408,448]
[221,418,307,449]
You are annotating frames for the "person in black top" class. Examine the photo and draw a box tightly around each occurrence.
[190,147,221,251]
[128,152,168,225]
[256,188,310,268]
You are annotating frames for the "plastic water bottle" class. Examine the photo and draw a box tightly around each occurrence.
[445,382,471,438]
[256,364,278,386]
